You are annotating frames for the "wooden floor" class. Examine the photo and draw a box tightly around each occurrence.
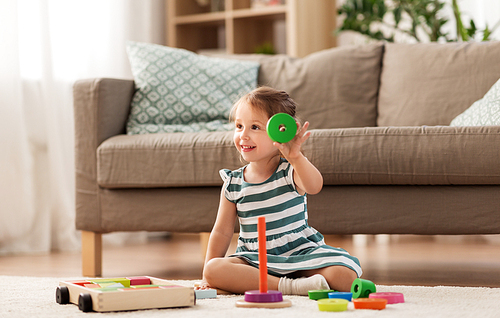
[1,234,499,288]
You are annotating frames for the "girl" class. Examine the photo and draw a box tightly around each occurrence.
[198,87,362,295]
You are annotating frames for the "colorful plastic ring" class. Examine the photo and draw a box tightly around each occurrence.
[369,292,404,304]
[266,113,297,143]
[317,299,349,312]
[244,290,283,303]
[351,278,376,299]
[308,289,337,300]
[353,298,387,310]
[328,292,352,301]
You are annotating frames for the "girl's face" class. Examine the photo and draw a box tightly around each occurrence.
[233,102,278,163]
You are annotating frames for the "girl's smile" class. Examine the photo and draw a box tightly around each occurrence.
[233,102,279,164]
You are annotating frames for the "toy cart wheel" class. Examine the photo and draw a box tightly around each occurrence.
[78,293,93,312]
[55,286,70,304]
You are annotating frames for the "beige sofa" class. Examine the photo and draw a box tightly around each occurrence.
[74,42,500,276]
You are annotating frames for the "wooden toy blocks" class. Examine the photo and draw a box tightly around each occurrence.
[56,276,195,312]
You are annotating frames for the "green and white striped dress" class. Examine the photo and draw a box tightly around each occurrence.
[220,158,363,277]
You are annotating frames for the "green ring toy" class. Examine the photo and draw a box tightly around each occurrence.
[317,299,349,312]
[308,289,337,300]
[351,278,376,299]
[266,113,297,143]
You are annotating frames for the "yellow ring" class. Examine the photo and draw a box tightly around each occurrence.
[317,299,349,312]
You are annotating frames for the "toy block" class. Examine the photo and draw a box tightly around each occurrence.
[131,285,162,288]
[66,280,91,286]
[195,289,217,299]
[100,283,125,289]
[120,287,161,291]
[91,278,131,287]
[126,276,151,286]
[84,284,101,288]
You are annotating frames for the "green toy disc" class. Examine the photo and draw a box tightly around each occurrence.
[266,113,297,143]
[308,289,337,300]
[351,278,376,299]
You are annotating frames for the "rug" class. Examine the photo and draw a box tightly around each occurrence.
[2,275,499,317]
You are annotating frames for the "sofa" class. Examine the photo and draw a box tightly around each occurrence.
[74,41,500,277]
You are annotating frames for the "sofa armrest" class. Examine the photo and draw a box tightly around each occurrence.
[73,78,135,231]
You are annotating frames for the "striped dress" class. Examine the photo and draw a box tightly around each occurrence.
[220,158,363,277]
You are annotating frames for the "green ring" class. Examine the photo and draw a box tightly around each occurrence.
[266,113,297,143]
[308,289,337,300]
[351,278,376,299]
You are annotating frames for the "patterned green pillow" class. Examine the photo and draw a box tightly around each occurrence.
[126,42,259,134]
[450,78,500,126]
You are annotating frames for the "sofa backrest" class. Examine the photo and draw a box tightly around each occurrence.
[377,42,500,127]
[224,44,384,130]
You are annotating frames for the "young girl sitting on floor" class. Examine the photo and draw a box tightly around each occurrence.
[198,86,362,295]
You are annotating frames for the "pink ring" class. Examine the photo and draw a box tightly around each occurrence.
[369,292,404,304]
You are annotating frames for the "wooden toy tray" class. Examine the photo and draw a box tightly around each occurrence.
[56,276,195,312]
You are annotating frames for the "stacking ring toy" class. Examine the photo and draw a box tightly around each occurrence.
[328,292,352,301]
[369,292,404,304]
[266,113,297,143]
[317,299,349,312]
[308,289,337,300]
[351,278,376,299]
[352,298,387,310]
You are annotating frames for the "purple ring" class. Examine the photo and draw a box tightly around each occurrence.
[244,290,283,303]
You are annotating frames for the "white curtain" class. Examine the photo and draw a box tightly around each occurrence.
[0,0,165,255]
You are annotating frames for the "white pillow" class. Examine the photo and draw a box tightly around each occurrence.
[450,78,500,126]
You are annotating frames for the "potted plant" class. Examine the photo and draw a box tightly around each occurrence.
[337,0,499,42]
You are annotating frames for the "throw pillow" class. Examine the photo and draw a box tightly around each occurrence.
[450,78,500,126]
[126,42,259,134]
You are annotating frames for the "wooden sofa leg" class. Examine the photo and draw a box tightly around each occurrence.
[82,231,102,277]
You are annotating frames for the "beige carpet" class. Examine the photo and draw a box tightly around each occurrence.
[3,275,499,317]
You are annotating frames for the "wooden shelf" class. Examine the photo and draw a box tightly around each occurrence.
[166,0,336,58]
[174,11,225,25]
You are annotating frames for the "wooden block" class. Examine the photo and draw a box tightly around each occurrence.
[235,299,292,308]
[91,278,130,287]
[99,283,125,289]
[131,285,162,288]
[120,287,161,291]
[84,284,101,288]
[195,289,217,299]
[67,280,91,286]
[126,276,151,286]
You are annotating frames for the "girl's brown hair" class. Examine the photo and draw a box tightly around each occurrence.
[230,86,299,123]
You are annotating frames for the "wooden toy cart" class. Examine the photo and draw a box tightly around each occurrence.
[56,276,195,312]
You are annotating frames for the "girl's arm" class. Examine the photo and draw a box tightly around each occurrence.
[201,189,237,284]
[274,121,323,195]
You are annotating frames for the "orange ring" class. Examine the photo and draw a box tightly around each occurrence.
[353,298,387,310]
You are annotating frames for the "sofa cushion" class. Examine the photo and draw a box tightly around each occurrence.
[125,42,259,134]
[450,78,500,126]
[97,126,500,188]
[303,126,500,185]
[97,131,242,188]
[378,42,500,127]
[219,43,384,130]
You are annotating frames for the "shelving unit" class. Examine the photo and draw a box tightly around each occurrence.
[166,0,337,58]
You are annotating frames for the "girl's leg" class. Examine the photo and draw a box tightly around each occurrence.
[204,257,280,294]
[293,266,358,292]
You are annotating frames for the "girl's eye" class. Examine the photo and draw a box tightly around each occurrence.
[252,125,260,130]
[235,124,242,129]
